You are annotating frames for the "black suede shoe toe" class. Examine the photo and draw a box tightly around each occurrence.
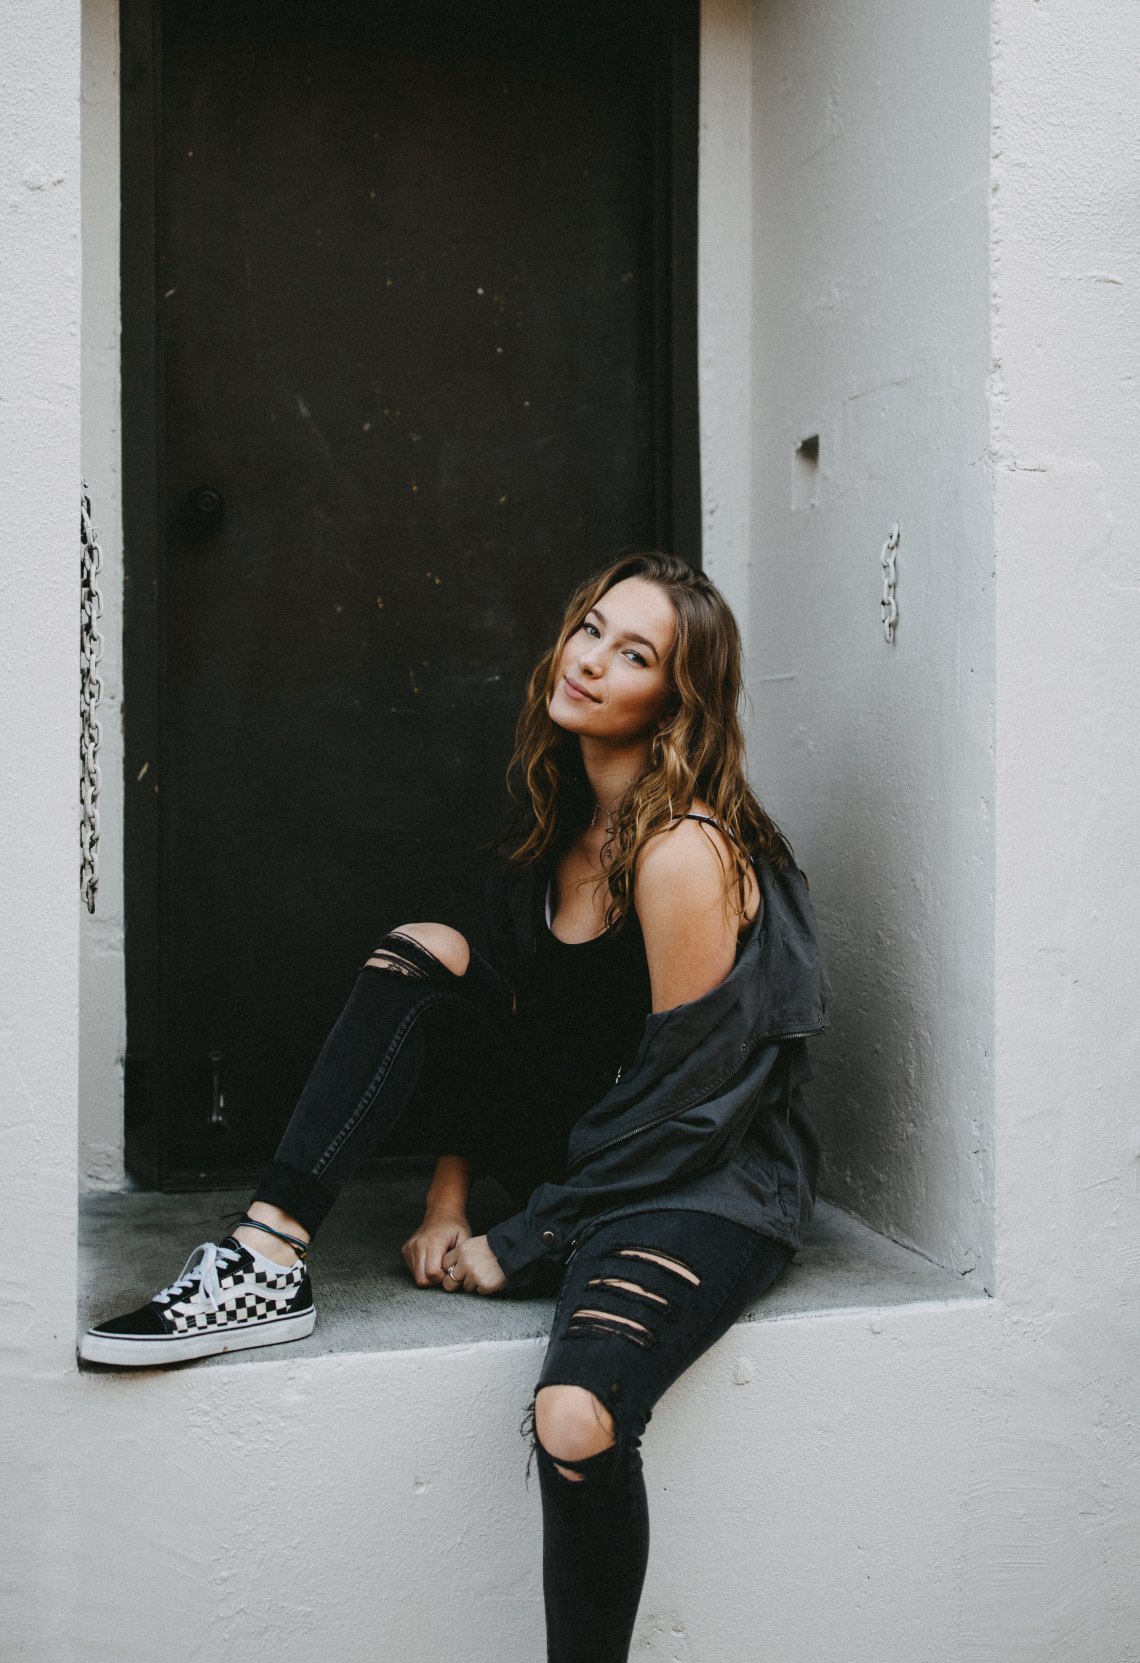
[92,1302,169,1338]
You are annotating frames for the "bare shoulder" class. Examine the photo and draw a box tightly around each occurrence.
[634,814,729,909]
[636,805,759,927]
[634,810,755,1012]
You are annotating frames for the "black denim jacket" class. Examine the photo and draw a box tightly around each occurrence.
[483,852,826,1283]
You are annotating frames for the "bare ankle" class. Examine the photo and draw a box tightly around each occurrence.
[235,1203,310,1267]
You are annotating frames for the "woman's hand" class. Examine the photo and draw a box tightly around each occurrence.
[440,1234,507,1296]
[401,1210,472,1288]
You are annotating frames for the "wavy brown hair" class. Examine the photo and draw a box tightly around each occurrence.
[496,551,792,930]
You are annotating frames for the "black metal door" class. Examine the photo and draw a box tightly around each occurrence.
[121,0,699,1186]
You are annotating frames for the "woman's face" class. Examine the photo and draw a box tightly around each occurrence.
[548,576,677,744]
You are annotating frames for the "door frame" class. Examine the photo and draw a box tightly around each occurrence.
[119,0,701,1187]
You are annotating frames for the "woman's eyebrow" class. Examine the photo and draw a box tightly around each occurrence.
[588,606,662,661]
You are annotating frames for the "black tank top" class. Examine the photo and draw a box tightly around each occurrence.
[509,814,741,1178]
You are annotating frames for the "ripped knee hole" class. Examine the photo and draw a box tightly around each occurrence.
[364,929,453,979]
[364,947,429,978]
[366,926,472,981]
[566,1307,656,1349]
[551,1459,592,1483]
[586,1276,669,1308]
[571,1308,650,1335]
[533,1388,616,1482]
[615,1247,701,1286]
[561,1249,703,1349]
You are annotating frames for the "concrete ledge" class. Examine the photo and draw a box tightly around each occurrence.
[78,1169,980,1370]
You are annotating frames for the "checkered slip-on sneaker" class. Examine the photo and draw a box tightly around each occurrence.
[79,1236,315,1367]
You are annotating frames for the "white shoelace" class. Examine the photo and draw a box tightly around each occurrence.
[153,1242,242,1310]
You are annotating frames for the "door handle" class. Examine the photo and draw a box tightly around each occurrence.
[177,485,226,539]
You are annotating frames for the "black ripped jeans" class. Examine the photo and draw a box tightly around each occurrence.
[252,932,792,1663]
[533,1213,790,1663]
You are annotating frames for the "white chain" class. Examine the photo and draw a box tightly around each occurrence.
[880,521,900,645]
[80,482,105,914]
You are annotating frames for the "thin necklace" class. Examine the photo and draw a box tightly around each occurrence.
[589,802,615,832]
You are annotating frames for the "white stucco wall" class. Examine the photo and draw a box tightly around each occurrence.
[966,0,1140,1638]
[0,0,81,1342]
[990,0,1140,1404]
[0,0,83,1644]
[4,1,1139,1658]
[78,0,125,1189]
[698,0,753,631]
[749,0,996,1286]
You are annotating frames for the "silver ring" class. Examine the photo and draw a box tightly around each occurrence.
[445,1266,458,1281]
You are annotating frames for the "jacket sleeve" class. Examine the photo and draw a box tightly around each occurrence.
[485,1037,784,1281]
[478,855,539,993]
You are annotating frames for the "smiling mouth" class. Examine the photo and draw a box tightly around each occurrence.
[564,676,600,702]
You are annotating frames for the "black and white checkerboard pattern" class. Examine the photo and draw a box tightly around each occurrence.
[163,1263,304,1334]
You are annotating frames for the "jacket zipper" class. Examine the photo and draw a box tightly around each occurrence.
[570,1024,822,1171]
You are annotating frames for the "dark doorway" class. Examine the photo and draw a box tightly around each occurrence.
[121,0,700,1188]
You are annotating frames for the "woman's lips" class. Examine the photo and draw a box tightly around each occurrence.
[563,676,600,702]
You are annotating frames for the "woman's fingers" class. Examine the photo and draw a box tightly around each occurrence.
[439,1239,503,1295]
[425,1239,450,1285]
[418,1219,472,1287]
[440,1236,505,1295]
[408,1238,433,1287]
[441,1250,472,1293]
[402,1218,475,1288]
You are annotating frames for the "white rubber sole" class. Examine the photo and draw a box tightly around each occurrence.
[78,1306,316,1367]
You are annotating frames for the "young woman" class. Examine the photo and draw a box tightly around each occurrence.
[82,551,824,1663]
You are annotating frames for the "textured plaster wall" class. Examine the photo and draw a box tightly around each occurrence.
[9,1304,1003,1663]
[985,0,1140,1640]
[0,1,81,1345]
[698,0,753,629]
[78,0,125,1189]
[749,0,996,1284]
[0,0,82,1650]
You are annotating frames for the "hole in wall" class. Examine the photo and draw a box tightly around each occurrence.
[792,433,820,512]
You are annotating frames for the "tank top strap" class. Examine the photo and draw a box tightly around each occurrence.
[672,811,741,846]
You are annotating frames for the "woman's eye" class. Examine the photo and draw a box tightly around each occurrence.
[580,619,645,665]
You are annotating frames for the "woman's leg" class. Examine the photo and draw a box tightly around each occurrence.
[79,925,519,1366]
[530,1211,793,1663]
[237,924,485,1263]
[250,924,514,1241]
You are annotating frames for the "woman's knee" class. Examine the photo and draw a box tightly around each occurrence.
[365,924,470,978]
[534,1385,616,1480]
